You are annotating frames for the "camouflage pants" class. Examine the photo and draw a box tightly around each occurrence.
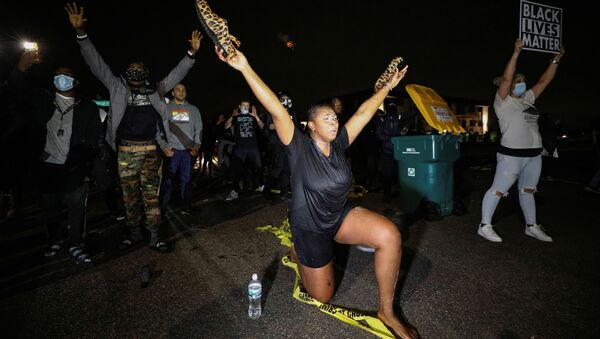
[118,149,162,238]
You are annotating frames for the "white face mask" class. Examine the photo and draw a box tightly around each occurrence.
[240,106,250,114]
[54,74,75,91]
[512,82,527,97]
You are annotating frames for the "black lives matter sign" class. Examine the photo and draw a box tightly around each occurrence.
[519,0,562,53]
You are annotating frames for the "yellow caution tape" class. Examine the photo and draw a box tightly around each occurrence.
[257,220,394,338]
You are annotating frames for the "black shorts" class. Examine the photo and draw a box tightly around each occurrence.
[291,202,357,268]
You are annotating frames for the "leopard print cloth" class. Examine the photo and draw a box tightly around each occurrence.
[374,57,404,92]
[195,0,241,56]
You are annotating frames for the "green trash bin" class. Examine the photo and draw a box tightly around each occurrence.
[391,134,461,219]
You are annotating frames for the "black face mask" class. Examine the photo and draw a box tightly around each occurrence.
[124,68,148,83]
[124,68,156,94]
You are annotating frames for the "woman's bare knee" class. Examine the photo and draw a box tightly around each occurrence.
[302,278,334,303]
[309,288,333,304]
[372,222,401,250]
[298,264,335,304]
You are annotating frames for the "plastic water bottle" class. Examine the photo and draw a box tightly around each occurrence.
[248,273,262,319]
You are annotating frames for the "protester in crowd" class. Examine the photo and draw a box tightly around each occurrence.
[375,98,418,201]
[0,53,43,220]
[90,105,126,221]
[10,50,101,264]
[65,3,201,252]
[584,120,600,194]
[263,91,297,201]
[331,96,349,127]
[215,113,235,169]
[478,38,565,243]
[538,111,560,181]
[199,116,217,177]
[216,46,416,338]
[223,100,264,201]
[159,83,202,215]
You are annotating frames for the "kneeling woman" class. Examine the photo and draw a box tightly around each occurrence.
[216,47,416,339]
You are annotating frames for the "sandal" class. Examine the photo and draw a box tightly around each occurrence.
[195,0,241,56]
[69,246,93,265]
[374,56,405,92]
[44,244,61,258]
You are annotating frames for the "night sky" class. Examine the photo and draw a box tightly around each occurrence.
[0,0,595,128]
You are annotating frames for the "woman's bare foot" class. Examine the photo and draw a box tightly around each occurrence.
[377,311,418,339]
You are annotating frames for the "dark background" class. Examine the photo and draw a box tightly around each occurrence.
[0,0,594,127]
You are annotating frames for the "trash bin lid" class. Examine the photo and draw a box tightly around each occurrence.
[405,84,466,135]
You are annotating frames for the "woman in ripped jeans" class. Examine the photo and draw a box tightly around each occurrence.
[478,38,565,243]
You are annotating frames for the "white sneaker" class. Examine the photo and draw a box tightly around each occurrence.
[478,223,502,242]
[356,244,375,253]
[525,224,553,242]
[225,190,239,201]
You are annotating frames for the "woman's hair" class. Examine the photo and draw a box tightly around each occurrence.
[307,102,334,121]
[493,73,526,87]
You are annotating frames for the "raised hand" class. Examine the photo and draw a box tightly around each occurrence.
[215,46,248,72]
[189,30,203,55]
[386,65,409,91]
[553,46,566,62]
[17,50,41,71]
[65,2,87,30]
[514,38,524,53]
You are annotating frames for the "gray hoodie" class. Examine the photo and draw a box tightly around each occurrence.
[77,36,195,150]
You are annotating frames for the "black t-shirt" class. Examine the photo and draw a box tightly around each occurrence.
[233,115,259,149]
[285,125,352,232]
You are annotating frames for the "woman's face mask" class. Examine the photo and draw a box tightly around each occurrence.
[512,82,527,97]
[54,74,75,92]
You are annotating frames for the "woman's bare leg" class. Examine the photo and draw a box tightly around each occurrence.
[335,207,417,339]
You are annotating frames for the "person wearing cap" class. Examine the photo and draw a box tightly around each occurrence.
[478,38,565,243]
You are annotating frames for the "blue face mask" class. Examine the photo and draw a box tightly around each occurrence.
[512,82,526,97]
[54,74,75,92]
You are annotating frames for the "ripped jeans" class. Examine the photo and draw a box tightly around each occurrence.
[481,153,542,225]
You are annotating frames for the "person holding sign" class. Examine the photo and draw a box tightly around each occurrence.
[478,38,565,243]
[215,47,416,338]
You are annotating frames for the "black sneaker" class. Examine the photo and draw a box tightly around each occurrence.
[149,241,170,253]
